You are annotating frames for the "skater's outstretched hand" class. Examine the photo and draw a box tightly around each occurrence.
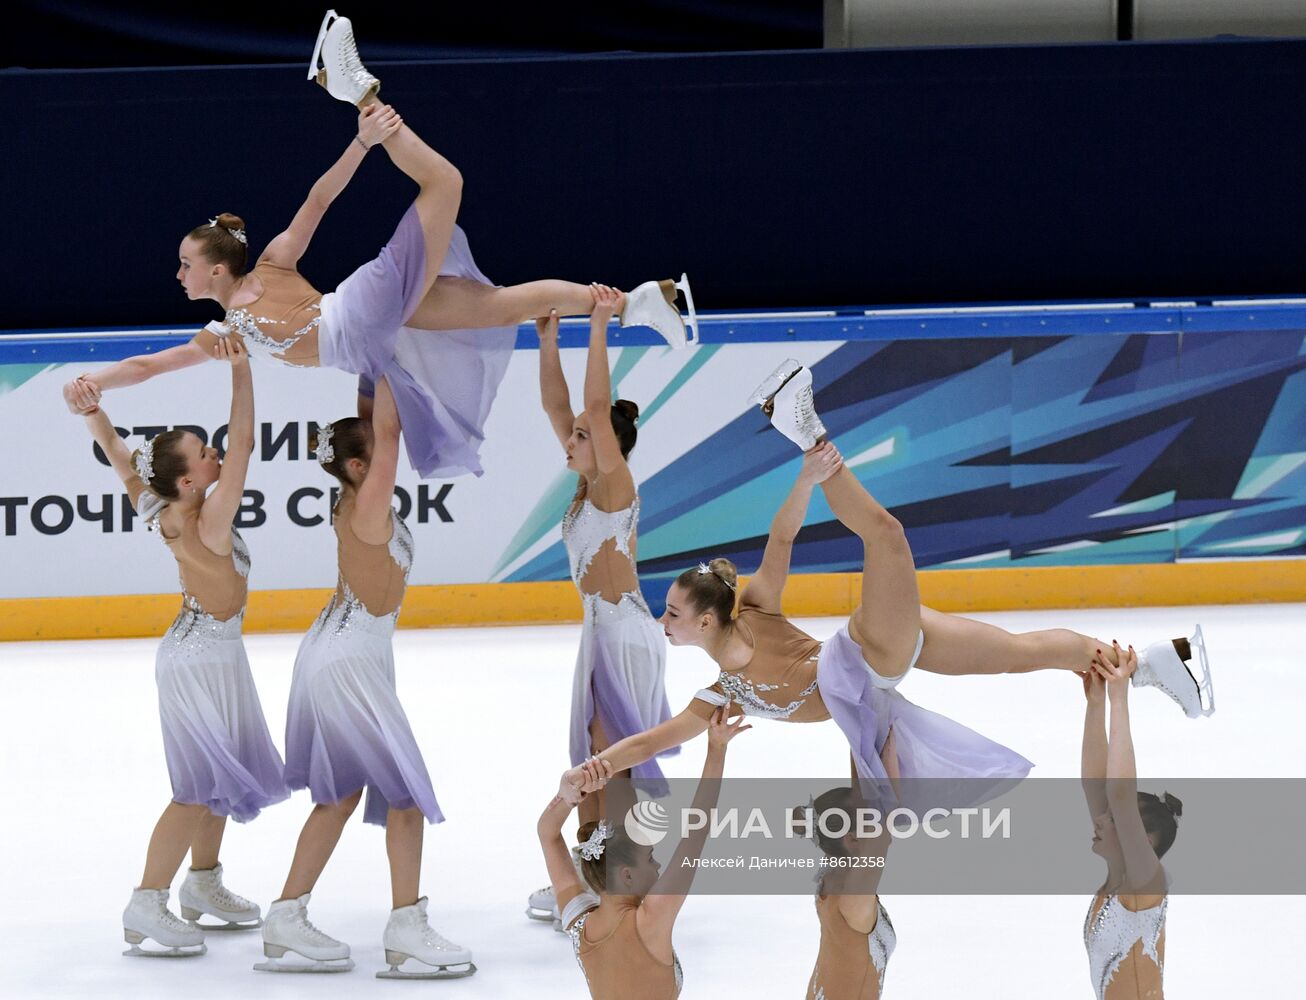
[590,283,625,321]
[1092,641,1136,700]
[706,704,751,751]
[1079,668,1106,705]
[558,756,614,806]
[357,102,402,148]
[799,440,843,485]
[62,376,101,415]
[535,308,559,343]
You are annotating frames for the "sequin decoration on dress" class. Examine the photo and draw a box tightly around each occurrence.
[1084,886,1167,1000]
[219,306,321,368]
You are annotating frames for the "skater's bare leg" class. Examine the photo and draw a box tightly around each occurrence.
[139,801,208,890]
[188,810,227,871]
[914,607,1121,676]
[386,807,423,910]
[407,277,598,332]
[819,465,922,680]
[360,97,462,299]
[279,791,363,901]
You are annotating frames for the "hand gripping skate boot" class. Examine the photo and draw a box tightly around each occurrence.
[750,359,827,451]
[254,893,353,973]
[525,884,556,923]
[1134,625,1215,718]
[179,864,261,930]
[122,888,207,957]
[308,10,381,106]
[620,273,698,348]
[377,897,477,979]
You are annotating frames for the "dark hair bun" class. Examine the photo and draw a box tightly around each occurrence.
[576,821,599,845]
[613,399,640,423]
[1163,792,1183,818]
[213,212,246,231]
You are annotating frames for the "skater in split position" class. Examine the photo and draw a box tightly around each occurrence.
[525,286,677,926]
[256,376,472,979]
[79,337,287,958]
[803,737,900,1000]
[538,706,751,999]
[558,361,1212,801]
[1081,643,1178,1000]
[62,10,697,478]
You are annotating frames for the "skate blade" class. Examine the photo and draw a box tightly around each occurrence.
[254,956,354,973]
[377,960,477,980]
[187,918,261,931]
[123,941,207,958]
[675,273,699,346]
[525,906,555,922]
[1190,624,1215,717]
[749,359,803,411]
[308,9,338,80]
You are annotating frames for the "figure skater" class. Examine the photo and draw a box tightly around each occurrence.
[525,286,677,925]
[556,362,1214,802]
[802,737,900,1000]
[1081,643,1178,1000]
[62,11,696,479]
[80,337,286,958]
[255,376,472,979]
[538,705,750,999]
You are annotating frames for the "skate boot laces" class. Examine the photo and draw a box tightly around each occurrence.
[208,883,254,912]
[291,910,341,947]
[154,904,197,935]
[337,25,373,90]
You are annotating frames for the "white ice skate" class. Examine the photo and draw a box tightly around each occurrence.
[621,273,698,348]
[1135,625,1215,718]
[308,9,381,106]
[254,893,354,973]
[750,359,827,451]
[525,884,556,923]
[122,888,207,958]
[179,864,261,930]
[377,897,477,979]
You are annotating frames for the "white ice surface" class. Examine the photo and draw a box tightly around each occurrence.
[1,604,1302,998]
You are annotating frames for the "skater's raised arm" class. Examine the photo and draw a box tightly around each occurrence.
[641,707,750,923]
[259,103,403,270]
[558,706,711,806]
[535,310,574,447]
[62,340,212,413]
[83,407,138,488]
[352,376,401,543]
[538,759,614,904]
[197,337,253,551]
[740,441,843,613]
[582,285,633,486]
[1080,668,1109,821]
[1093,644,1163,893]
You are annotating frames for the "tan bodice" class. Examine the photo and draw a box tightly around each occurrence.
[573,898,681,1000]
[212,260,323,367]
[696,607,829,722]
[334,498,412,617]
[130,476,248,621]
[807,894,893,1000]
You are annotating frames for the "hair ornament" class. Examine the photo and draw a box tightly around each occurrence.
[314,423,336,465]
[696,561,737,592]
[134,438,156,483]
[578,820,615,861]
[209,217,248,246]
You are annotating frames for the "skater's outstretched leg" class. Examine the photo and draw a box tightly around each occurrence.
[819,464,922,682]
[139,801,208,890]
[386,807,423,910]
[914,608,1117,676]
[279,791,363,901]
[407,277,598,331]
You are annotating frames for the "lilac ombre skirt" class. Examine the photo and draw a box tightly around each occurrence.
[816,626,1033,809]
[155,606,288,822]
[570,592,677,795]
[283,593,443,827]
[318,203,516,479]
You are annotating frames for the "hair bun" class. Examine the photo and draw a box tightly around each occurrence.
[214,212,246,231]
[1162,792,1183,818]
[576,821,599,845]
[708,557,738,590]
[613,399,640,423]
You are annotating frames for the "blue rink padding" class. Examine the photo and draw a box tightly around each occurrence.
[7,300,1306,614]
